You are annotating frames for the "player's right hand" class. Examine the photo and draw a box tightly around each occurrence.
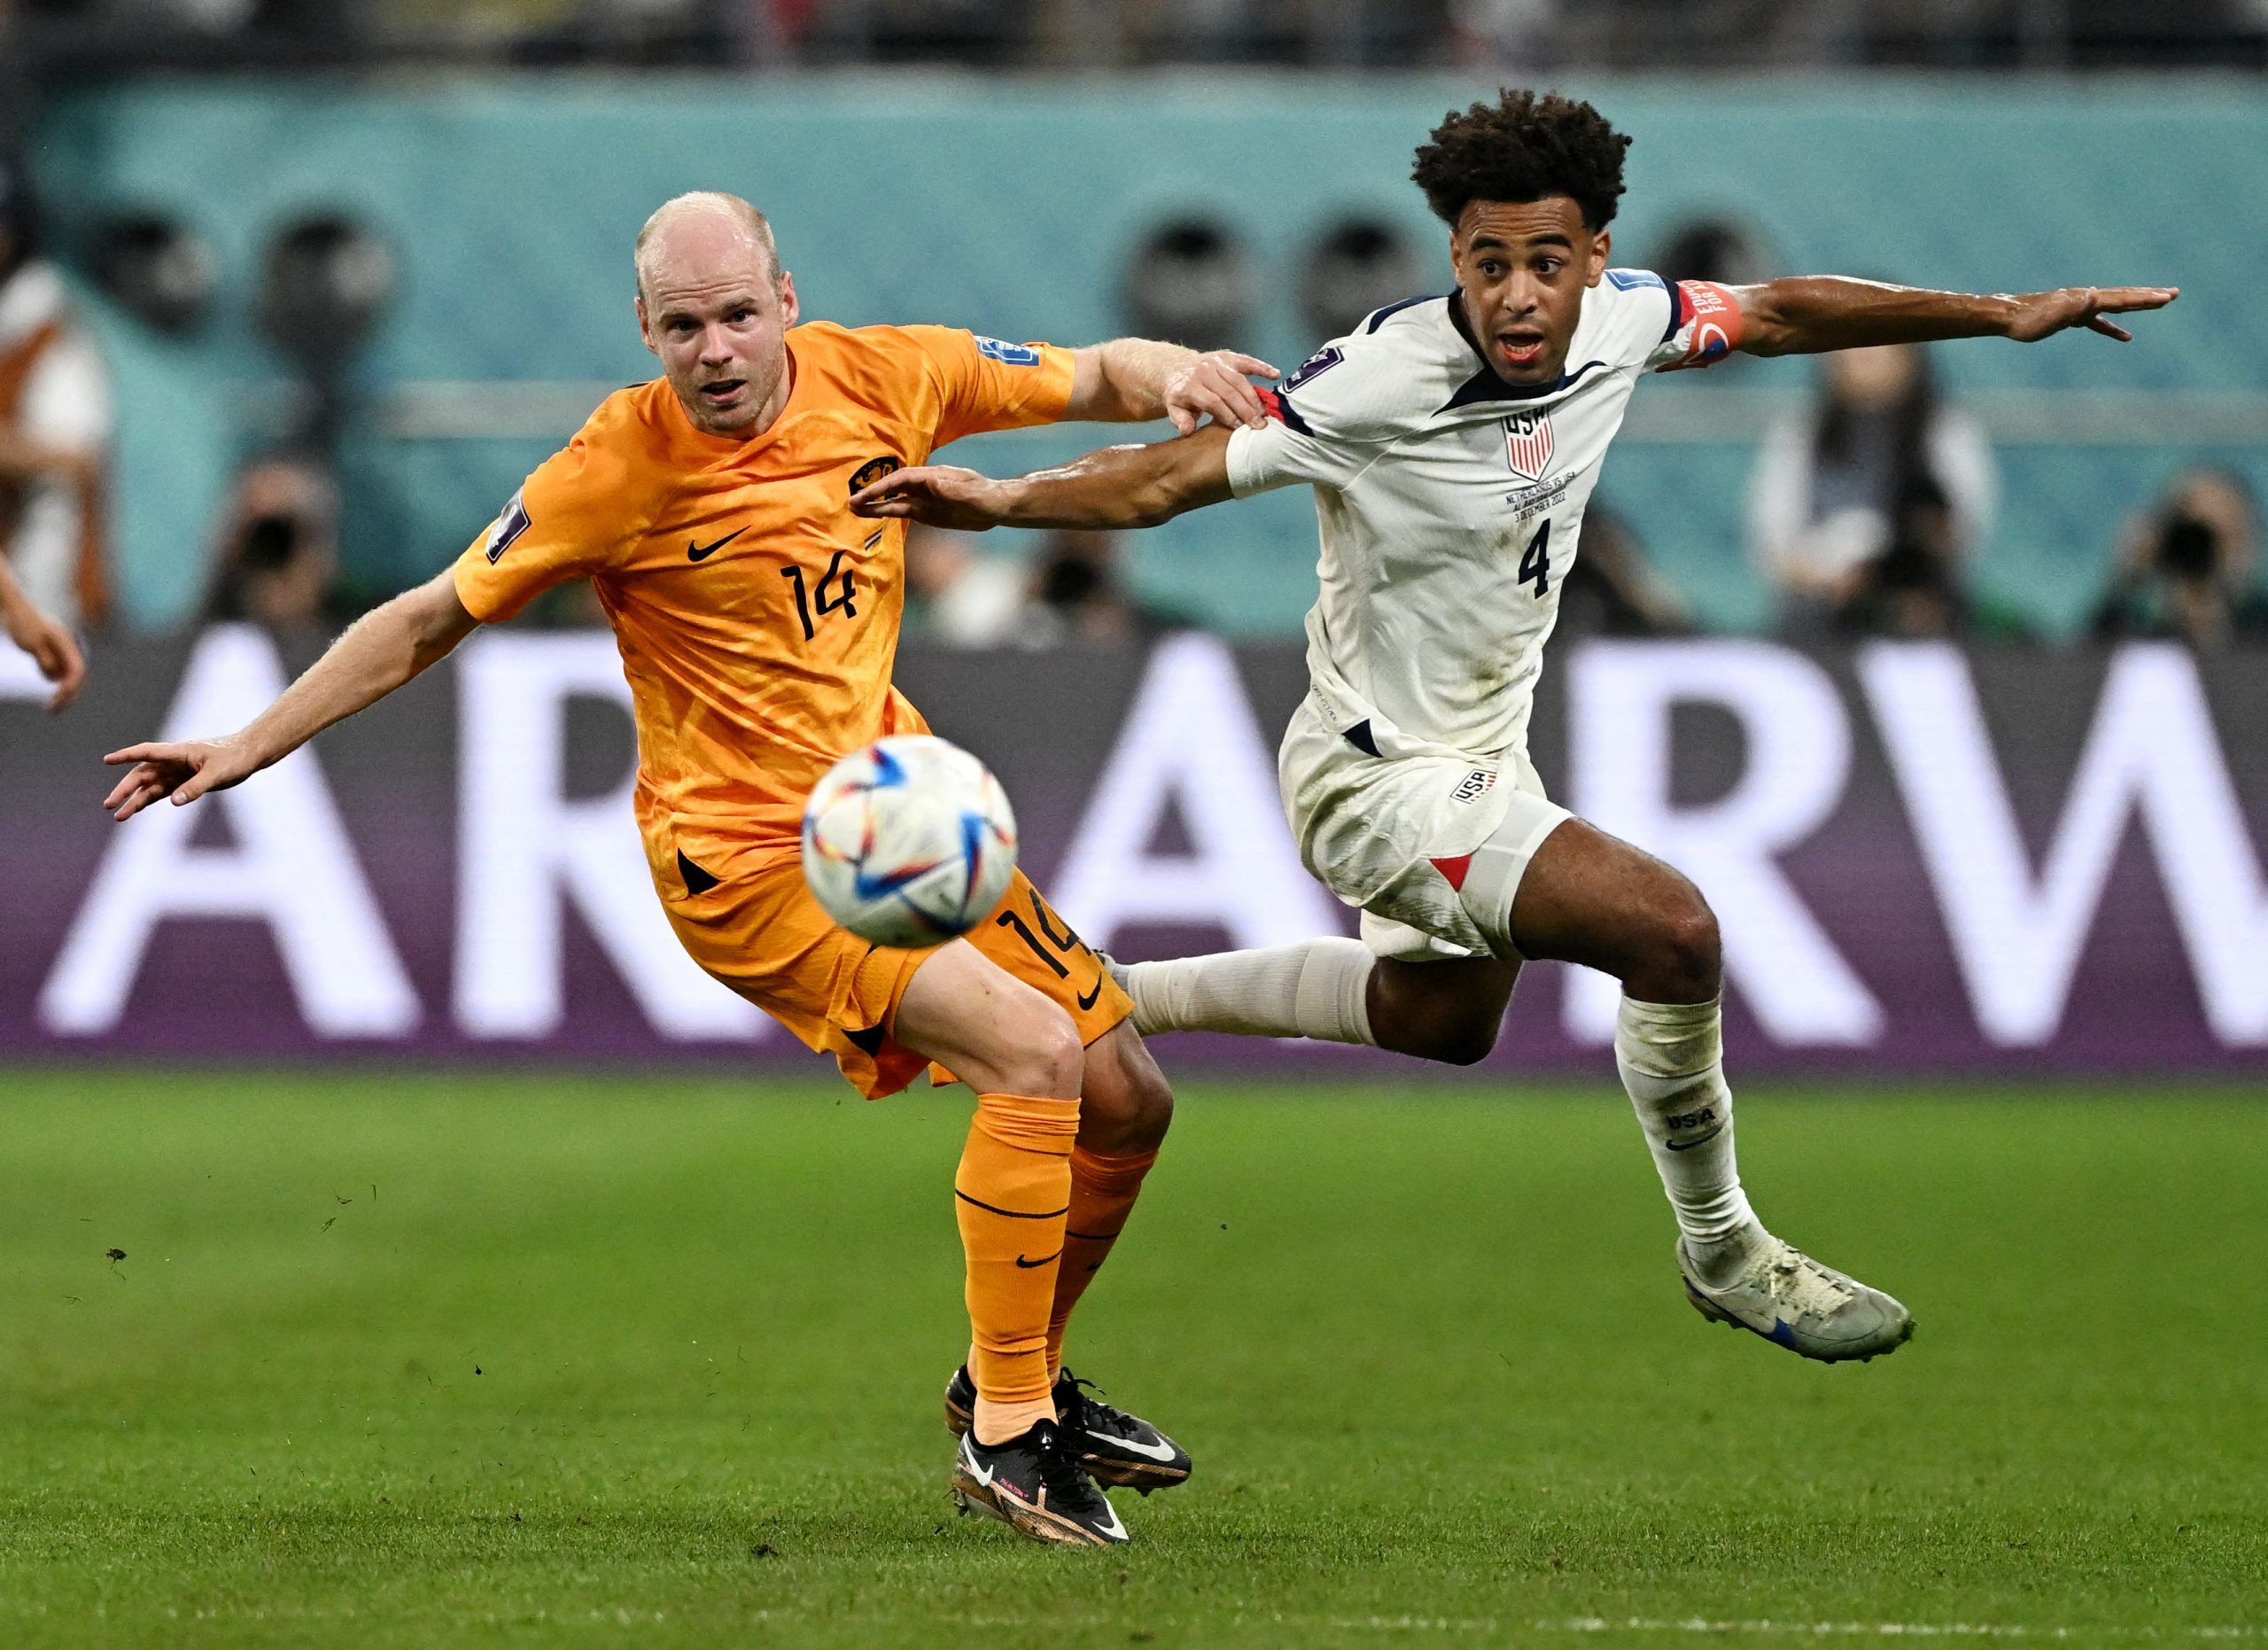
[3,601,86,713]
[849,465,1011,532]
[2002,284,2179,343]
[102,736,260,821]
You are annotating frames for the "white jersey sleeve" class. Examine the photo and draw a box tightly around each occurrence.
[1224,328,1433,496]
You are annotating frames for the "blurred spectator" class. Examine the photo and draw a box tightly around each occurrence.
[0,152,112,634]
[1027,528,1185,644]
[1654,214,1776,290]
[904,524,1027,646]
[0,2,28,154]
[2092,467,2268,649]
[1301,218,1429,343]
[1449,0,1559,67]
[1124,220,1252,354]
[1746,341,1995,638]
[203,452,344,628]
[907,525,1186,648]
[87,212,219,338]
[1551,502,1691,637]
[838,0,1033,63]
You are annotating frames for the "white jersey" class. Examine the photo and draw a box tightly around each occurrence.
[1225,269,1736,764]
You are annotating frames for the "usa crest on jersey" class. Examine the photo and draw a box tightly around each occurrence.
[1504,411,1555,482]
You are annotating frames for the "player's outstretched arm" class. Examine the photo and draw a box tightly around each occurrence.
[1732,277,2178,356]
[101,570,480,821]
[1066,340,1280,433]
[0,556,85,713]
[851,424,1236,533]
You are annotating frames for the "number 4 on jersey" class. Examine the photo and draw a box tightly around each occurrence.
[1518,518,1551,598]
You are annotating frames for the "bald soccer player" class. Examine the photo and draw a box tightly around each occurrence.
[100,192,1282,1549]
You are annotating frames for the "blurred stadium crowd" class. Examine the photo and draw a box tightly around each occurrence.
[1,0,2264,664]
[5,0,2266,69]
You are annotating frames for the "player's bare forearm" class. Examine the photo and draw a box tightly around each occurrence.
[1081,339,1200,421]
[1068,339,1278,433]
[852,425,1235,532]
[1735,276,2178,356]
[237,574,478,760]
[102,571,479,819]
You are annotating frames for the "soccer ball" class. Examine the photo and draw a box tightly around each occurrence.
[801,735,1019,948]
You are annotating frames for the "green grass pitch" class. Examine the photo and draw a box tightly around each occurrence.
[0,1070,2260,1647]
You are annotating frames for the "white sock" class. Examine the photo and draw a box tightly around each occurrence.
[1614,994,1759,1281]
[1122,938,1376,1045]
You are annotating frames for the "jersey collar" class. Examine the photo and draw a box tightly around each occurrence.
[1439,290,1605,410]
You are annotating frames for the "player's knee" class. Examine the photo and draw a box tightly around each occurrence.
[1083,1062,1175,1151]
[998,1001,1085,1098]
[1647,890,1720,998]
[1074,1023,1174,1152]
[1115,1061,1174,1148]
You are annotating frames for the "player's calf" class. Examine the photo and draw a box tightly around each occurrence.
[1364,955,1518,1066]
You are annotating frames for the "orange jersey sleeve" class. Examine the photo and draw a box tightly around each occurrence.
[453,391,675,623]
[898,325,1076,448]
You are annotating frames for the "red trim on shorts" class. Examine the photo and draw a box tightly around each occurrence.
[1430,853,1474,891]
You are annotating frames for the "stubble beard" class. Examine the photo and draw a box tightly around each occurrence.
[677,351,785,439]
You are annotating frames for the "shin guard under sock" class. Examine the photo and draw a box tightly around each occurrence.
[1614,995,1758,1273]
[955,1091,1080,1443]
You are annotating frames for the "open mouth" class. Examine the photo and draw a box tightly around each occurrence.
[1495,331,1548,370]
[699,377,747,404]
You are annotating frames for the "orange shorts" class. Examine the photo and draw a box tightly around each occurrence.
[651,834,1133,1098]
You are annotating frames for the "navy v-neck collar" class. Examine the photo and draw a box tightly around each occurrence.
[1440,290,1605,409]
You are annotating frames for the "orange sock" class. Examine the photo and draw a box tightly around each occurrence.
[955,1091,1081,1444]
[1045,1145,1159,1382]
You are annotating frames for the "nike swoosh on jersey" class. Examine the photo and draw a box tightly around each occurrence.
[687,526,747,562]
[1076,977,1104,1011]
[1014,1249,1063,1270]
[1092,1428,1177,1462]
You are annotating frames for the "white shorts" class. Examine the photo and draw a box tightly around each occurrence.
[1279,690,1572,962]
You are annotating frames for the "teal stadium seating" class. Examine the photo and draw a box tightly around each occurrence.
[35,77,2267,635]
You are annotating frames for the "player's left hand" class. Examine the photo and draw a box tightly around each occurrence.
[1164,350,1281,434]
[2003,285,2179,343]
[2,599,85,713]
[850,464,1014,531]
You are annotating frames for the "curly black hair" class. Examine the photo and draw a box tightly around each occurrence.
[1410,90,1632,231]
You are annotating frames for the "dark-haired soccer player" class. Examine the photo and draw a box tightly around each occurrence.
[854,91,2177,1362]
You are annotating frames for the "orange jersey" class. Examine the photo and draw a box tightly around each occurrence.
[452,321,1076,852]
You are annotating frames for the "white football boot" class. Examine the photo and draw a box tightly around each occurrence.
[1678,1234,1915,1363]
